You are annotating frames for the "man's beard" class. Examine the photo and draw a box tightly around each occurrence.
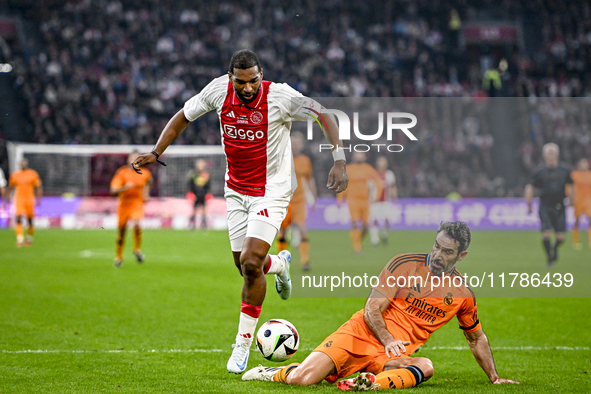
[236,87,260,104]
[430,258,455,276]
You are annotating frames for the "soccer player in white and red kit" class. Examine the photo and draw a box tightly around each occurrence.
[370,156,398,246]
[132,50,348,373]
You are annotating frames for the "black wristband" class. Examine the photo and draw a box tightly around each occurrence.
[150,150,166,166]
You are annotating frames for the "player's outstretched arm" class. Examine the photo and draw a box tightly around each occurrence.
[464,328,519,384]
[364,290,410,358]
[132,109,190,174]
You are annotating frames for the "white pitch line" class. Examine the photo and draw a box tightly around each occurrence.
[1,346,588,354]
[423,346,589,351]
[1,349,223,354]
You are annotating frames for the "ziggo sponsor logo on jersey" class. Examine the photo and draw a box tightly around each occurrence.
[223,124,265,141]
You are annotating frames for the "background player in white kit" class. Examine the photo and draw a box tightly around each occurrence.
[132,50,348,374]
[369,156,398,246]
[0,168,7,209]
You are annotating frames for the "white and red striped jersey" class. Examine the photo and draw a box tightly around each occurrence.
[377,169,396,202]
[183,75,319,199]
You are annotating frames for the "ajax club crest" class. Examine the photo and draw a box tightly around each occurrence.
[250,111,263,124]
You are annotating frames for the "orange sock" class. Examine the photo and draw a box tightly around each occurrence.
[15,223,24,242]
[573,227,580,244]
[350,229,362,253]
[116,229,125,260]
[133,226,142,251]
[299,240,310,264]
[375,366,423,389]
[273,363,300,384]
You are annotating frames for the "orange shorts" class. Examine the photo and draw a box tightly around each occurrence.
[314,316,410,383]
[574,203,591,219]
[280,200,307,229]
[118,200,144,227]
[15,198,35,218]
[280,203,292,229]
[348,200,369,225]
[291,200,307,225]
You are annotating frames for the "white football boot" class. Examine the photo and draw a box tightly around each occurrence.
[242,365,282,381]
[275,250,292,300]
[226,342,250,374]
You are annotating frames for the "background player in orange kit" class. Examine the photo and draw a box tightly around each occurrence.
[337,152,383,254]
[277,132,317,271]
[570,158,591,249]
[110,152,153,267]
[243,222,519,390]
[8,159,42,247]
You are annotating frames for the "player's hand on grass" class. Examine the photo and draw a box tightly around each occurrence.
[132,153,157,174]
[384,339,410,358]
[327,161,348,194]
[492,377,519,384]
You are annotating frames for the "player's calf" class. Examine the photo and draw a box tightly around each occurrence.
[376,357,433,389]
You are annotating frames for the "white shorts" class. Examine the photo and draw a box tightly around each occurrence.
[370,201,390,224]
[225,190,290,252]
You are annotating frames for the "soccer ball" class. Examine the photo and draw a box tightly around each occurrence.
[255,319,299,362]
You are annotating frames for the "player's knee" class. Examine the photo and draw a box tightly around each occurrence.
[414,357,434,380]
[240,256,264,278]
[15,216,22,224]
[556,234,566,242]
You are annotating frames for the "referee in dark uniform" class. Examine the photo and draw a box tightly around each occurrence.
[187,159,211,230]
[525,143,573,266]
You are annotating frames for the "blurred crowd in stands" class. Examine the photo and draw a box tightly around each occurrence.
[2,0,591,197]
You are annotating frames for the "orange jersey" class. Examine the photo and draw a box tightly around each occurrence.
[111,166,152,203]
[315,252,480,383]
[338,163,383,203]
[292,155,313,204]
[9,169,41,202]
[348,253,480,353]
[571,170,591,204]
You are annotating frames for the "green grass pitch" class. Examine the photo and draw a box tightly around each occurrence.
[0,228,590,393]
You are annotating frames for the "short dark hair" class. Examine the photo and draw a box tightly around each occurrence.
[437,221,471,254]
[229,49,262,73]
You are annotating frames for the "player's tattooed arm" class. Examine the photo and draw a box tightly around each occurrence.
[464,328,519,384]
[364,290,410,358]
[133,109,190,174]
